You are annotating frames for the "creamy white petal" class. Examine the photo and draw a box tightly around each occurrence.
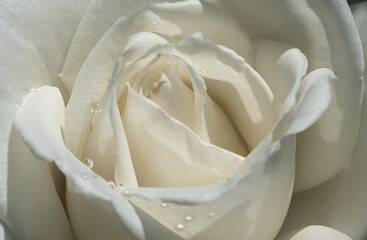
[253,39,308,110]
[13,86,147,239]
[124,84,244,187]
[211,0,364,191]
[60,0,253,94]
[277,225,351,240]
[65,32,169,157]
[280,2,367,239]
[0,1,89,238]
[82,81,138,186]
[132,53,248,155]
[122,64,331,239]
[117,32,276,151]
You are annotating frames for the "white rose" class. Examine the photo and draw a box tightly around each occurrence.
[0,1,365,240]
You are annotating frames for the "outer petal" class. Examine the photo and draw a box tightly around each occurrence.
[60,0,253,94]
[277,226,351,240]
[280,2,367,239]
[14,86,186,240]
[211,0,364,191]
[0,0,90,239]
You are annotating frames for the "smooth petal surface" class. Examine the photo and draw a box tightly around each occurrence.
[122,66,331,239]
[15,86,187,240]
[60,0,253,93]
[277,225,351,240]
[280,2,367,239]
[124,84,244,187]
[64,1,254,157]
[253,39,308,110]
[211,0,364,192]
[117,32,276,150]
[0,0,90,239]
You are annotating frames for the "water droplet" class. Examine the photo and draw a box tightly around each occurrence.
[199,69,208,74]
[89,102,102,114]
[108,181,116,189]
[152,21,159,25]
[175,223,185,231]
[184,214,195,222]
[16,99,23,109]
[219,175,228,183]
[81,173,89,180]
[161,203,168,208]
[190,231,196,236]
[134,197,141,203]
[207,212,216,218]
[83,158,94,169]
[123,189,130,195]
[30,88,37,93]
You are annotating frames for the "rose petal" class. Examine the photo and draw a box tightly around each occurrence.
[60,0,253,94]
[65,32,170,157]
[117,32,276,151]
[279,2,367,239]
[133,54,249,155]
[124,83,244,187]
[277,225,351,240]
[82,79,138,186]
[13,86,147,239]
[0,1,89,238]
[253,39,308,110]
[212,0,364,191]
[122,65,331,239]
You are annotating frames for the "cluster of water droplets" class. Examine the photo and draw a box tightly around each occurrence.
[78,155,220,238]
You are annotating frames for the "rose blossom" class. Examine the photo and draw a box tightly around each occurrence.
[0,1,365,240]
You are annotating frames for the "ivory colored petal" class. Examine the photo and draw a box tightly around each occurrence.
[213,0,364,191]
[123,85,244,187]
[123,63,331,239]
[253,39,308,110]
[149,65,196,131]
[65,32,169,157]
[59,0,157,93]
[13,86,147,240]
[60,0,253,93]
[82,82,138,186]
[0,1,89,238]
[277,225,351,240]
[280,2,367,239]
[119,32,276,150]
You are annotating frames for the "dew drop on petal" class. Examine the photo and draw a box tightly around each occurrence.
[83,158,94,169]
[199,69,208,74]
[219,175,228,183]
[161,203,168,208]
[30,88,37,93]
[81,173,89,180]
[152,21,159,25]
[107,181,116,189]
[89,102,102,114]
[175,223,185,231]
[16,99,23,109]
[207,212,216,218]
[184,214,195,222]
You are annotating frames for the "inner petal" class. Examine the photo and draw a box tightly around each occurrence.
[122,85,244,187]
[136,59,249,156]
